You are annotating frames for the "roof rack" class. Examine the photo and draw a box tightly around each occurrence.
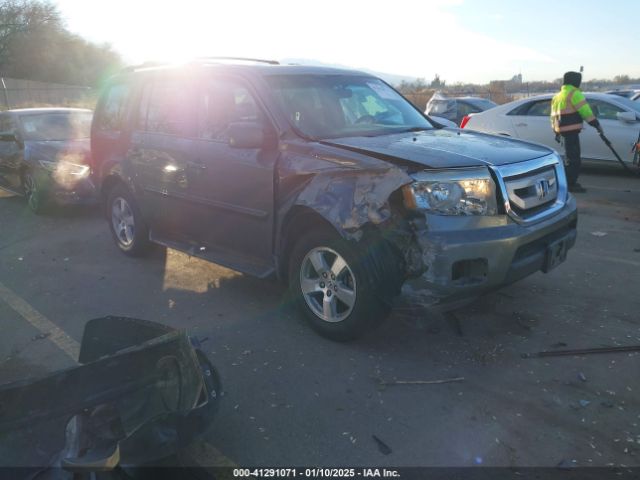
[196,56,280,65]
[118,57,280,75]
[119,61,166,73]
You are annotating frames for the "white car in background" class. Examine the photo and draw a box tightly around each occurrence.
[464,93,640,166]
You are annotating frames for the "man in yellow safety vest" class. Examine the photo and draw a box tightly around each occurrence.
[550,71,603,193]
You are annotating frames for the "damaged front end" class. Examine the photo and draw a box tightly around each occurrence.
[0,317,221,476]
[276,140,578,312]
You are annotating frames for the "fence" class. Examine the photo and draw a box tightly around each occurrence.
[0,77,95,110]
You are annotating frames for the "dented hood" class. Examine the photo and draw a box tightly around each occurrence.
[323,129,552,169]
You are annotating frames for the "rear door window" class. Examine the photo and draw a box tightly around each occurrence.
[143,80,195,137]
[525,100,551,116]
[95,83,130,132]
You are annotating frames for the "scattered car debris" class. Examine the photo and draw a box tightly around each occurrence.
[31,332,51,341]
[522,345,640,358]
[579,399,591,408]
[372,434,392,455]
[379,377,465,386]
[590,231,608,237]
[578,372,588,382]
[0,316,221,473]
[556,458,577,469]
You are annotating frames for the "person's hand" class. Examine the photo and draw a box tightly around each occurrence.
[555,133,561,144]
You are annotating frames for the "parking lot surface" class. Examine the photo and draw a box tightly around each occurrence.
[0,169,639,467]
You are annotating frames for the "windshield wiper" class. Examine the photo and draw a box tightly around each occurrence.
[401,126,431,133]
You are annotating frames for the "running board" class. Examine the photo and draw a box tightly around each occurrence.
[150,231,275,279]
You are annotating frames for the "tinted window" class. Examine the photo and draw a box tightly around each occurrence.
[144,80,194,136]
[468,98,497,110]
[526,100,551,116]
[507,102,532,116]
[590,100,624,120]
[198,78,262,142]
[96,83,130,132]
[457,101,481,117]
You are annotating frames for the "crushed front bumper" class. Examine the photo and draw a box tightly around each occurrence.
[402,195,578,306]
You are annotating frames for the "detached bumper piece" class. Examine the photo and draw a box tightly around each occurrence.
[0,316,221,474]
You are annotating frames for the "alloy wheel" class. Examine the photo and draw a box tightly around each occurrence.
[23,173,39,211]
[299,246,357,323]
[111,196,135,247]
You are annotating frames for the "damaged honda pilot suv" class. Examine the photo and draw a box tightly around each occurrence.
[92,59,577,341]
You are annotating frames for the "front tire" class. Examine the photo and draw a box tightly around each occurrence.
[288,228,391,341]
[22,170,46,214]
[107,183,152,256]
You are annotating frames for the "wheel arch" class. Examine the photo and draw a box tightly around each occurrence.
[277,205,405,303]
[277,206,336,283]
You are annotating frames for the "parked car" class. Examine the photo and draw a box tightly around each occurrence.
[0,108,95,213]
[464,93,640,167]
[425,92,497,126]
[92,60,577,340]
[604,89,640,99]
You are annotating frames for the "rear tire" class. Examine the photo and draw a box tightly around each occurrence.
[106,183,152,256]
[288,228,392,341]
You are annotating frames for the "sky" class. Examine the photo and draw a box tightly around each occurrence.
[54,0,638,84]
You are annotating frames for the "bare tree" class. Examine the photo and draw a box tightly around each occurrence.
[0,0,61,67]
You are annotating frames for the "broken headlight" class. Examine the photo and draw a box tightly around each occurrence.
[39,159,90,178]
[402,168,497,215]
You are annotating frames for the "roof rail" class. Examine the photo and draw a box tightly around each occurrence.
[119,61,166,73]
[196,56,280,65]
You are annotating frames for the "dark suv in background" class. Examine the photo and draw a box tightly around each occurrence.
[91,58,577,340]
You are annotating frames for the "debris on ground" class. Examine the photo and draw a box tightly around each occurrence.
[31,332,51,341]
[556,459,577,469]
[522,344,640,358]
[578,372,588,382]
[378,377,464,386]
[579,399,591,408]
[590,231,608,237]
[372,435,392,455]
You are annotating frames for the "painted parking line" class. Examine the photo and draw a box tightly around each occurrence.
[578,251,640,268]
[0,280,80,360]
[0,280,236,468]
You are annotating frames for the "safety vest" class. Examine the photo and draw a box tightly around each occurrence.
[550,85,596,134]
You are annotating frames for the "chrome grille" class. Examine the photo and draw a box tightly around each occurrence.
[504,167,557,212]
[491,154,568,225]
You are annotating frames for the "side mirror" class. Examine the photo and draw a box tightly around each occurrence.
[616,111,637,123]
[0,131,17,142]
[228,122,264,149]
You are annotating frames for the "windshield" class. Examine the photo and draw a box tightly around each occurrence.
[19,112,92,141]
[266,75,433,139]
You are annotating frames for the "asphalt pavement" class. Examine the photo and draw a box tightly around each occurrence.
[0,168,639,468]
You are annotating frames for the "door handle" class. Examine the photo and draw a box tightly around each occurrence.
[515,122,528,127]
